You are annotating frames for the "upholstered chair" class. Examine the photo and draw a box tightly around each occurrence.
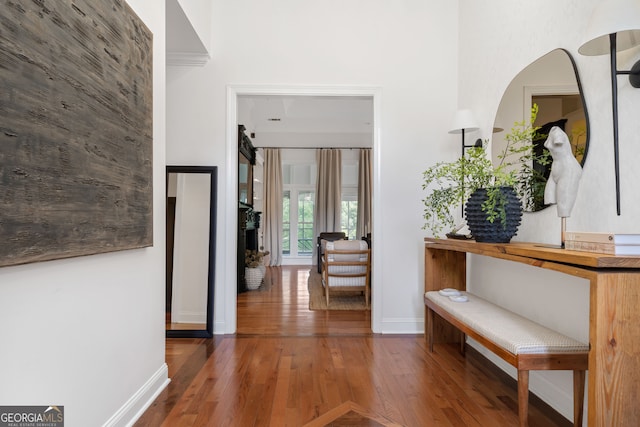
[321,239,371,308]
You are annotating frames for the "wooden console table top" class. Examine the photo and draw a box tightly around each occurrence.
[424,237,640,270]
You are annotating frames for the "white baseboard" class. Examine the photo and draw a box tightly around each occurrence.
[379,317,422,334]
[173,310,206,324]
[103,363,170,427]
[214,320,227,334]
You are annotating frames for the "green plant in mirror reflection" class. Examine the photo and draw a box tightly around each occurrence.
[497,104,551,212]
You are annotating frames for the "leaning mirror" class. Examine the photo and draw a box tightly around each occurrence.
[492,48,589,211]
[166,166,217,338]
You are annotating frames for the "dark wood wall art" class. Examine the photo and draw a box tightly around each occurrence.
[0,0,153,267]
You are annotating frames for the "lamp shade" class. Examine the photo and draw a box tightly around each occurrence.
[448,109,479,134]
[578,0,640,55]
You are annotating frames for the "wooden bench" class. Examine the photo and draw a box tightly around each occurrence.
[424,290,589,427]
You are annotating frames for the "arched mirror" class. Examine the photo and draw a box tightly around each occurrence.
[166,166,217,338]
[492,48,589,212]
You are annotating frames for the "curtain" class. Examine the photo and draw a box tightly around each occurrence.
[313,149,342,263]
[356,148,372,240]
[263,148,283,266]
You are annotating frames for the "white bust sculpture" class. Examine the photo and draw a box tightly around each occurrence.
[543,126,582,217]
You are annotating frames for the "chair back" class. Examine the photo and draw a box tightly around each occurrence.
[325,240,369,262]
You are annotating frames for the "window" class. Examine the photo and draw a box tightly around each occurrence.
[282,189,315,256]
[298,191,314,254]
[282,153,316,259]
[282,188,315,257]
[282,191,290,255]
[280,149,364,260]
[341,197,358,240]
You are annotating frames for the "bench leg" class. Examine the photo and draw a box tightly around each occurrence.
[517,369,529,427]
[424,308,464,354]
[573,369,586,427]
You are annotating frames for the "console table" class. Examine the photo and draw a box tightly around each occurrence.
[424,238,640,426]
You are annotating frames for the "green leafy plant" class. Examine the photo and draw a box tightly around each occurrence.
[569,124,586,162]
[422,105,546,237]
[496,104,550,212]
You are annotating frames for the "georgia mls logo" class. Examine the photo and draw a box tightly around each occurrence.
[44,406,63,420]
[0,405,64,427]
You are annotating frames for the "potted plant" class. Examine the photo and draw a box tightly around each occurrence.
[422,106,546,242]
[245,249,269,290]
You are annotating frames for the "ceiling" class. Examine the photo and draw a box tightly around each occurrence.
[238,95,374,148]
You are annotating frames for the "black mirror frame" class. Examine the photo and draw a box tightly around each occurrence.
[562,48,591,168]
[166,165,217,338]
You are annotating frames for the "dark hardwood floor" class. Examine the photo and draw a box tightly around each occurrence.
[135,266,569,426]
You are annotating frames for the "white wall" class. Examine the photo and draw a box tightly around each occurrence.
[459,0,640,421]
[176,0,212,53]
[166,0,460,334]
[0,1,167,426]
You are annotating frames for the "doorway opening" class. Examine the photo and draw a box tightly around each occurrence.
[225,86,381,334]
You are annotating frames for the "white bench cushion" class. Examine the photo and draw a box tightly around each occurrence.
[425,291,588,355]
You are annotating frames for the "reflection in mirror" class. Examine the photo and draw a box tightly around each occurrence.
[166,166,217,338]
[238,156,252,204]
[492,49,589,212]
